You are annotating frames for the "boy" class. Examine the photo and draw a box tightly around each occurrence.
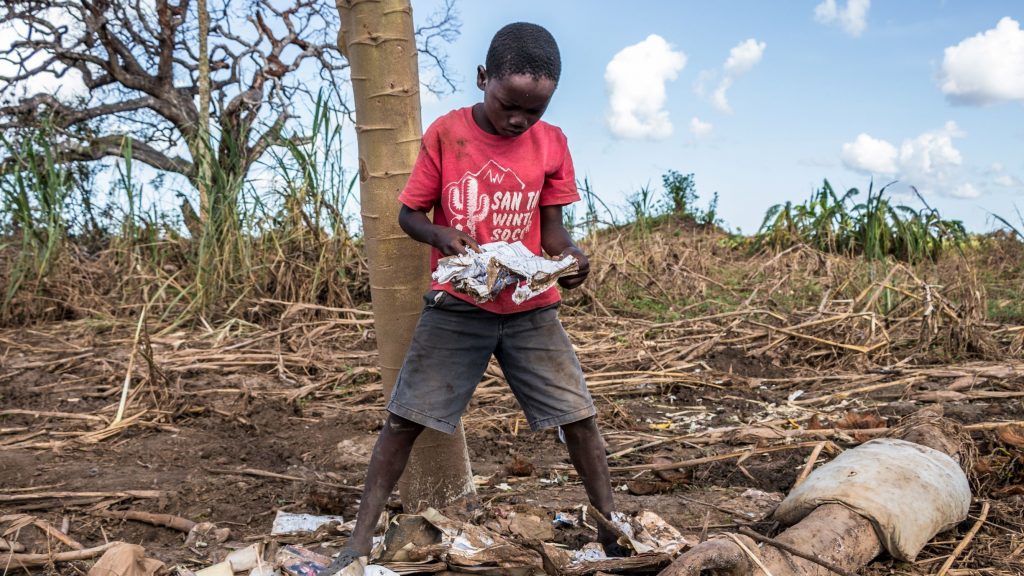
[324,22,622,574]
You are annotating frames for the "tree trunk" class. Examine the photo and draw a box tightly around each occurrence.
[335,0,474,509]
[196,0,211,222]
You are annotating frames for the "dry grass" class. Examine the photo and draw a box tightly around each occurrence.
[1,221,1023,574]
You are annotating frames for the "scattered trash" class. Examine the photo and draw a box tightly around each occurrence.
[433,241,579,304]
[247,566,279,576]
[224,543,263,572]
[275,545,332,576]
[629,511,690,556]
[377,515,443,563]
[185,522,231,549]
[508,513,554,542]
[194,562,232,576]
[569,542,606,563]
[87,543,165,576]
[552,512,578,528]
[270,512,345,537]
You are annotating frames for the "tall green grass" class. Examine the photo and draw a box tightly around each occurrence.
[0,91,364,325]
[0,121,73,318]
[754,180,968,262]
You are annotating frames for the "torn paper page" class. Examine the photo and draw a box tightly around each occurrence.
[432,241,579,305]
[270,512,345,536]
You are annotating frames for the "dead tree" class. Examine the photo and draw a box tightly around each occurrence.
[0,0,457,221]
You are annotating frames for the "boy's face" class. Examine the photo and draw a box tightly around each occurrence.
[475,66,556,137]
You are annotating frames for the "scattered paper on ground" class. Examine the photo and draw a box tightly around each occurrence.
[87,544,164,576]
[270,512,345,536]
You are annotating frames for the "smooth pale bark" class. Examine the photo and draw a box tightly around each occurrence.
[335,0,474,509]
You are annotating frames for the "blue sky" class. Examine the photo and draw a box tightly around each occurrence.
[411,1,1024,233]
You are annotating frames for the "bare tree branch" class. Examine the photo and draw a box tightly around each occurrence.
[0,0,457,202]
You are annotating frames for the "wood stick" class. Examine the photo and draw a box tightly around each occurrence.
[746,319,884,354]
[0,410,107,423]
[113,302,148,425]
[723,532,777,576]
[607,442,824,473]
[32,518,83,550]
[0,484,65,494]
[737,526,858,576]
[0,538,25,553]
[793,375,925,405]
[1,540,122,568]
[90,510,196,533]
[0,490,164,503]
[793,441,827,488]
[205,467,363,492]
[936,501,990,576]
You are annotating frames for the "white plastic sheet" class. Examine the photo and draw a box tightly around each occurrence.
[432,241,578,304]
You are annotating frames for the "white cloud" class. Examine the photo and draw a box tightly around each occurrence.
[605,35,686,140]
[951,183,981,199]
[841,133,898,175]
[940,17,1024,105]
[705,39,766,113]
[724,39,767,75]
[990,163,1023,188]
[840,122,977,197]
[689,116,713,138]
[814,0,871,37]
[898,121,964,184]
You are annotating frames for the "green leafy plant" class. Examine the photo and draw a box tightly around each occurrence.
[0,121,74,317]
[755,180,968,262]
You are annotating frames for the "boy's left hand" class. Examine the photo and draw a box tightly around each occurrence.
[556,246,589,289]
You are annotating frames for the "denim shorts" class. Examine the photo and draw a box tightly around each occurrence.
[387,290,596,434]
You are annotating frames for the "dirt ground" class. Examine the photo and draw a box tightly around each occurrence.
[2,314,1023,575]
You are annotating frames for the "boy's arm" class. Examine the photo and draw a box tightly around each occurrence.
[539,204,590,289]
[398,204,482,256]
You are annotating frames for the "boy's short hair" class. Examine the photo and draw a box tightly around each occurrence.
[485,22,561,83]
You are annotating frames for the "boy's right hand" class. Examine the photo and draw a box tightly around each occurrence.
[433,226,482,256]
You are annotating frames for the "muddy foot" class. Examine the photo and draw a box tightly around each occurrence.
[600,538,633,558]
[320,549,364,576]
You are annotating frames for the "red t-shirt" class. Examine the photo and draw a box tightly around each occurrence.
[399,106,580,314]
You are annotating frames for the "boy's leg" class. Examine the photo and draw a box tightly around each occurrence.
[323,413,424,574]
[560,416,629,555]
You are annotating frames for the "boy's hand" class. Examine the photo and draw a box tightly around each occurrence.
[433,226,482,256]
[556,246,589,289]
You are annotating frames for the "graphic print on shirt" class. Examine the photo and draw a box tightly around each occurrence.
[446,160,542,242]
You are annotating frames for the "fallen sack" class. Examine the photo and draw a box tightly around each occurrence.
[774,438,970,561]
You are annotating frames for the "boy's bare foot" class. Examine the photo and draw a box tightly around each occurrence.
[590,508,633,558]
[599,535,633,558]
[320,549,363,576]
